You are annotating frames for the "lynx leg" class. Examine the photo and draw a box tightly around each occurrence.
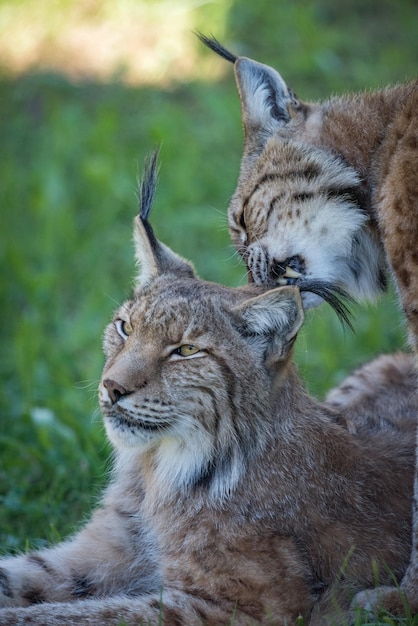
[353,94,418,615]
[0,590,244,626]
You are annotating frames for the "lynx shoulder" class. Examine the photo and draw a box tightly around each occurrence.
[0,153,415,625]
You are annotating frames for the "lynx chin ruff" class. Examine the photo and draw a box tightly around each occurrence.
[199,34,418,614]
[0,153,416,626]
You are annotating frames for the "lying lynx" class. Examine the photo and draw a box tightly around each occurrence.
[199,34,418,613]
[0,153,415,625]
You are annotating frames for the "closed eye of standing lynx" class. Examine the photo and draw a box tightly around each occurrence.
[199,33,418,616]
[0,152,415,625]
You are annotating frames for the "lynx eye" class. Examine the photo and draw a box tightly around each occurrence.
[173,344,200,357]
[115,319,133,340]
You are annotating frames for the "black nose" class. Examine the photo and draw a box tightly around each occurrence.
[285,255,305,274]
[103,379,128,404]
[270,255,306,283]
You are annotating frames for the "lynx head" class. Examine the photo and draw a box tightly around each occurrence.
[198,35,386,308]
[98,150,307,496]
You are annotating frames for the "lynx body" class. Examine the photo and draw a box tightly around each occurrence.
[199,35,418,613]
[0,155,415,625]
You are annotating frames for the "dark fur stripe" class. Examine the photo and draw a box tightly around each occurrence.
[209,353,242,446]
[162,606,184,626]
[292,192,315,202]
[190,351,242,462]
[186,382,223,445]
[323,186,364,209]
[267,194,286,221]
[253,166,322,195]
[0,568,13,598]
[27,554,55,577]
[72,574,95,598]
[22,587,45,604]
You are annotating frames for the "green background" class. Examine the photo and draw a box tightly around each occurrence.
[0,3,417,619]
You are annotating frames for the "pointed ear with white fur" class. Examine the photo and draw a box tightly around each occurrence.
[197,37,301,150]
[134,150,196,286]
[133,217,195,286]
[233,286,304,364]
[234,57,301,148]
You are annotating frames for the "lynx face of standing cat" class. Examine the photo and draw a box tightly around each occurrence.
[0,153,415,625]
[199,36,417,326]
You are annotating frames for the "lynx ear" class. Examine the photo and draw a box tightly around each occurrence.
[196,35,300,149]
[133,218,196,286]
[234,57,300,144]
[233,286,304,364]
[134,150,196,286]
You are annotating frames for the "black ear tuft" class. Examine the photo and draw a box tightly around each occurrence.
[138,148,160,223]
[134,148,197,284]
[195,32,237,64]
[298,280,355,332]
[137,148,160,249]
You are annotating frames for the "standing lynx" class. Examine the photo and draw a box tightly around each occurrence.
[199,34,418,614]
[0,153,416,625]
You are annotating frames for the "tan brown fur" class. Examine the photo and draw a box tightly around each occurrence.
[326,352,417,436]
[199,36,418,613]
[0,176,416,624]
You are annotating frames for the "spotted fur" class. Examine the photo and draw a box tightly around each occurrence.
[0,159,416,625]
[199,34,418,614]
[326,352,417,436]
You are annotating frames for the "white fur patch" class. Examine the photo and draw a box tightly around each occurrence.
[237,145,384,306]
[237,58,290,132]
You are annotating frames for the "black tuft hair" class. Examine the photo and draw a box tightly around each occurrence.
[137,148,161,250]
[195,33,237,64]
[298,280,355,332]
[138,148,160,222]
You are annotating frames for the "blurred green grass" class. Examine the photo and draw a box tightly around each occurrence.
[0,2,417,612]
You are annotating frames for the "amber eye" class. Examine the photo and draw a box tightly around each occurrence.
[115,319,133,339]
[174,344,200,357]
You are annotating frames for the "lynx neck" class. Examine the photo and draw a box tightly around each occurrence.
[315,83,415,180]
